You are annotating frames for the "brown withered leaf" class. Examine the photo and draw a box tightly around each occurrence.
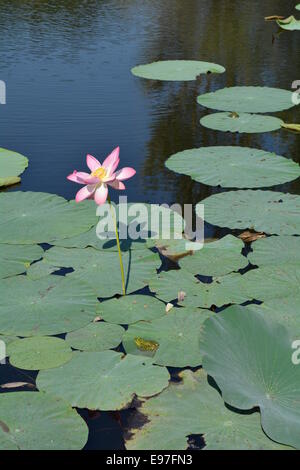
[238,231,266,243]
[265,15,285,21]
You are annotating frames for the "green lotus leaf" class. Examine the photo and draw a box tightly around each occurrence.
[149,270,250,308]
[131,60,225,81]
[37,350,170,411]
[0,275,97,337]
[248,296,300,335]
[277,15,300,30]
[123,308,210,367]
[26,260,59,280]
[0,148,28,187]
[65,322,125,352]
[43,246,161,297]
[7,336,73,370]
[197,86,295,113]
[199,190,300,235]
[99,295,167,325]
[200,112,283,133]
[0,392,88,450]
[201,305,300,449]
[179,235,247,276]
[126,369,291,450]
[249,236,300,267]
[296,4,300,11]
[0,192,97,244]
[240,263,300,302]
[146,238,201,260]
[0,244,43,279]
[165,147,300,188]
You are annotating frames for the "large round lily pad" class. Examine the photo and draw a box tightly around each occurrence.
[240,264,300,302]
[37,351,170,411]
[179,235,247,276]
[131,60,225,81]
[197,86,296,113]
[0,392,88,450]
[43,246,161,297]
[199,190,300,235]
[0,244,43,279]
[200,112,283,133]
[248,236,300,267]
[0,192,97,244]
[165,147,300,188]
[123,308,210,367]
[248,296,300,335]
[201,305,300,449]
[0,275,97,337]
[126,370,291,450]
[65,322,125,352]
[149,270,250,308]
[0,148,28,187]
[7,337,73,370]
[99,295,167,325]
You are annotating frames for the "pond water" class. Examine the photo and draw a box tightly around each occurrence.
[0,0,299,450]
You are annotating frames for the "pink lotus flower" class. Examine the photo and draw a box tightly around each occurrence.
[67,147,136,205]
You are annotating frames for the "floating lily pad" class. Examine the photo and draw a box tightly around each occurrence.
[126,369,291,450]
[0,392,88,450]
[43,246,161,297]
[0,275,97,337]
[0,192,97,245]
[277,16,300,30]
[249,236,300,267]
[248,296,300,335]
[0,148,28,187]
[201,305,300,449]
[26,261,59,280]
[65,322,125,352]
[0,244,43,279]
[149,270,249,308]
[99,295,167,325]
[199,190,300,235]
[123,308,210,367]
[200,112,283,133]
[179,236,247,276]
[197,87,295,113]
[37,351,170,411]
[131,60,225,81]
[7,337,73,370]
[240,264,300,302]
[165,147,300,188]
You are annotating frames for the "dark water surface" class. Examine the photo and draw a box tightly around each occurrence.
[0,0,299,450]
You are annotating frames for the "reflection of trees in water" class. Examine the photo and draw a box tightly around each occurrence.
[138,0,300,203]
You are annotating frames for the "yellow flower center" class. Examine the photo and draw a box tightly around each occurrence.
[91,167,107,181]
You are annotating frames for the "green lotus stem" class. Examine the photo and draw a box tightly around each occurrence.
[107,195,126,296]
